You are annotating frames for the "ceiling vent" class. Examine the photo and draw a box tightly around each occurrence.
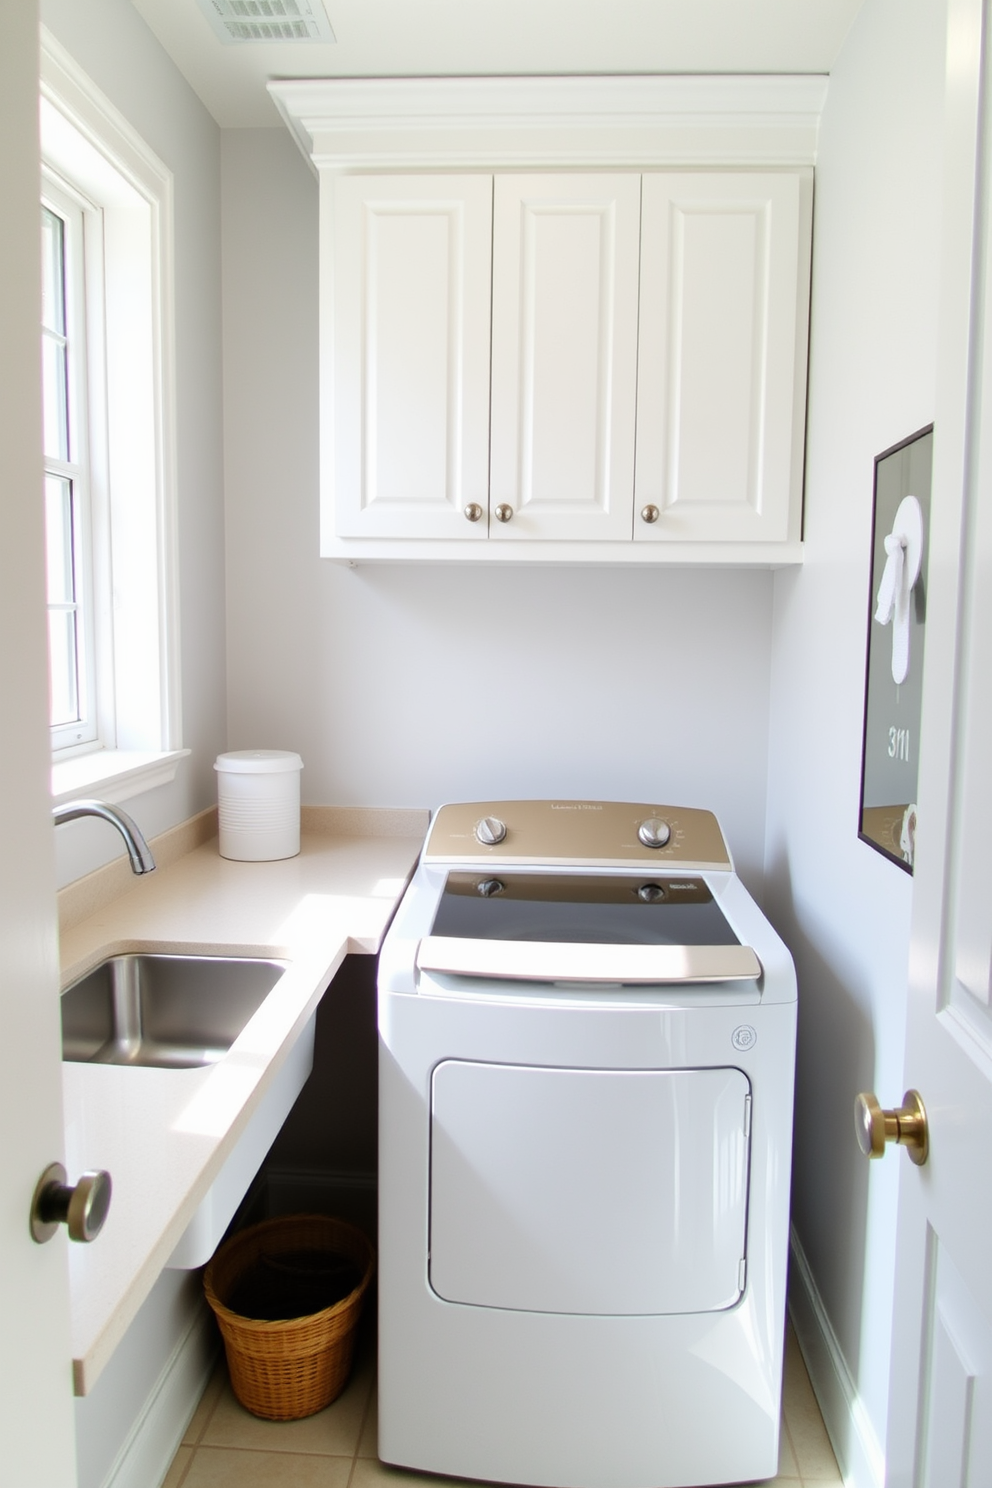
[195,0,336,43]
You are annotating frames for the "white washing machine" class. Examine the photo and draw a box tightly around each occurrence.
[377,801,796,1488]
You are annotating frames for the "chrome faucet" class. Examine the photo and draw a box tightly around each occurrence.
[52,799,156,875]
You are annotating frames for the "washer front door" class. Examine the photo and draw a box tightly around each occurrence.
[429,1061,751,1315]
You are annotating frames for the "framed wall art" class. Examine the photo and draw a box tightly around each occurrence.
[858,424,933,872]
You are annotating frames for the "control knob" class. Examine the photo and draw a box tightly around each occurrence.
[638,817,672,849]
[475,816,507,846]
[477,878,505,897]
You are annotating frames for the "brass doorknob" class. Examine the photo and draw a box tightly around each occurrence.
[494,503,513,523]
[854,1089,928,1166]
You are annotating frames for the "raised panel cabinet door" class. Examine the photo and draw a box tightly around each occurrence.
[490,174,641,541]
[325,175,493,543]
[635,172,810,544]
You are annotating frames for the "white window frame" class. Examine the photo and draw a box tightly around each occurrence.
[41,28,188,805]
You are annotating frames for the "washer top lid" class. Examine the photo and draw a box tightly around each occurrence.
[214,750,303,773]
[423,801,732,872]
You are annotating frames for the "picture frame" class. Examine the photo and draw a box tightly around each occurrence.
[858,424,933,872]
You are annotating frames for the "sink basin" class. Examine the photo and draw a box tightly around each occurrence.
[61,953,288,1068]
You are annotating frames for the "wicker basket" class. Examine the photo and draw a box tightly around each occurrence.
[203,1215,375,1420]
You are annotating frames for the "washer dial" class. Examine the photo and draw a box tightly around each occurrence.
[475,816,507,846]
[638,817,672,849]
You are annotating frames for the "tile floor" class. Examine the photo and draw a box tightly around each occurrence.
[163,1321,842,1488]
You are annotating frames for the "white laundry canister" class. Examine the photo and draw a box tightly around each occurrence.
[214,750,303,861]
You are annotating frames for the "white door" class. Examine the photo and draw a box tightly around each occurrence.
[1,5,78,1483]
[884,0,992,1479]
[489,173,641,541]
[635,172,809,544]
[326,174,493,542]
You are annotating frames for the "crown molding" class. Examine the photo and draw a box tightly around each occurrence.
[268,74,828,174]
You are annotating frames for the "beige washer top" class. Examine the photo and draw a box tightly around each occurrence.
[423,800,733,872]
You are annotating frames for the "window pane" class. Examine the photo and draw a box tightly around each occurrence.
[41,207,65,335]
[48,607,80,727]
[42,330,69,461]
[44,474,81,729]
[44,474,75,604]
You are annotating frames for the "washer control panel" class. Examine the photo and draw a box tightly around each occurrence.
[424,801,733,872]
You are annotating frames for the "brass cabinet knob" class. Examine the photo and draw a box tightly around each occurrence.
[31,1162,113,1244]
[640,505,660,524]
[854,1089,929,1166]
[464,503,483,523]
[495,503,513,523]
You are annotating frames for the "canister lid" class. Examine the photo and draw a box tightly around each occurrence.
[214,750,303,774]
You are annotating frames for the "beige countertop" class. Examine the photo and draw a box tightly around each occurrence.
[59,817,425,1395]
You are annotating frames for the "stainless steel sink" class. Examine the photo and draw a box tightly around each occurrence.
[61,954,288,1069]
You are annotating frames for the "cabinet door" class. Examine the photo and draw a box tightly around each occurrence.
[326,175,493,542]
[635,173,808,544]
[490,175,641,541]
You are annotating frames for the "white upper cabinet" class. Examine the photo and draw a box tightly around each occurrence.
[327,175,493,541]
[271,76,824,564]
[635,173,807,545]
[489,175,641,542]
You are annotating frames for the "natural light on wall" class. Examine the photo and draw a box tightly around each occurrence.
[40,29,188,807]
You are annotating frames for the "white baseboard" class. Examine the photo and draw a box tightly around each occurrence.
[788,1224,885,1488]
[101,1304,218,1488]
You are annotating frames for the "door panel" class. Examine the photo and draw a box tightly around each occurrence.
[636,173,805,543]
[329,175,493,540]
[0,5,78,1479]
[949,362,992,1017]
[918,1236,992,1488]
[490,175,640,541]
[429,1061,751,1315]
[887,1,992,1480]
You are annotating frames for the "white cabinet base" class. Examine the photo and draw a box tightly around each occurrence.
[324,535,805,567]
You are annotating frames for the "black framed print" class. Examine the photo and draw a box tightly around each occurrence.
[859,424,933,872]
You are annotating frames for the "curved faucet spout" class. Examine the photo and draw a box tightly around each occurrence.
[52,799,156,875]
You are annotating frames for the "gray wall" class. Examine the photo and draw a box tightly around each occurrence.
[220,128,777,893]
[764,0,946,1461]
[42,0,228,888]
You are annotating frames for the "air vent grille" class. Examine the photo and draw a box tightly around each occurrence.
[196,0,336,43]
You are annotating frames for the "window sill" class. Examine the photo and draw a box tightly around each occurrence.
[51,748,191,807]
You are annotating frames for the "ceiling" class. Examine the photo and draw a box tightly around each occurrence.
[129,0,865,128]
